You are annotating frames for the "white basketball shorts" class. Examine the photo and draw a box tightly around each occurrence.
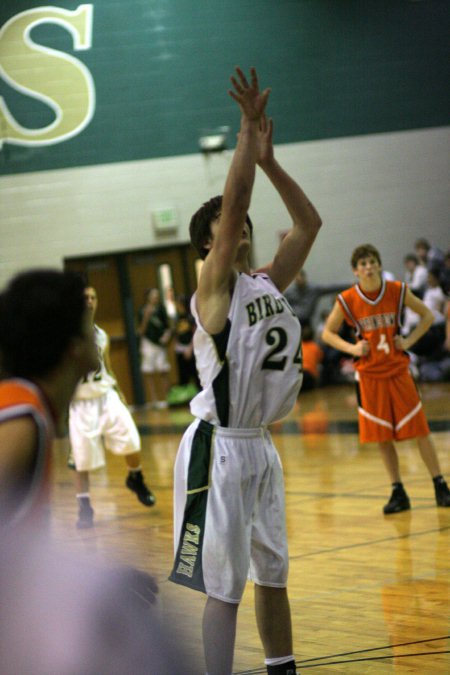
[140,337,170,374]
[169,419,289,603]
[69,389,141,471]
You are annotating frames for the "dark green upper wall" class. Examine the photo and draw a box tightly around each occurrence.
[1,0,449,175]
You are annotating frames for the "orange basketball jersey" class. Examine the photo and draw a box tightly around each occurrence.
[0,378,54,527]
[338,279,409,378]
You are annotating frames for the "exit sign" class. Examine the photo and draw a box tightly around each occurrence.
[151,207,179,233]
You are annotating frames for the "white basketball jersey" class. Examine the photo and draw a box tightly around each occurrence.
[190,272,303,427]
[73,325,117,400]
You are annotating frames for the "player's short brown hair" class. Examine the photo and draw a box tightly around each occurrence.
[350,244,382,269]
[189,195,253,260]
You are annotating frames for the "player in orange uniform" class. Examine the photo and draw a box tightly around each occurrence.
[0,270,98,529]
[322,244,450,514]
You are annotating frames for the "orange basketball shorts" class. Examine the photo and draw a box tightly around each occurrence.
[355,369,429,443]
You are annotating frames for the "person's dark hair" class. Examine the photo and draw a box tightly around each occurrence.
[404,253,419,265]
[427,267,442,285]
[144,288,160,302]
[414,238,430,251]
[176,294,190,311]
[0,269,86,378]
[189,195,253,260]
[302,324,314,341]
[350,244,382,269]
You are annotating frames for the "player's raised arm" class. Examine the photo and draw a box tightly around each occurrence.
[196,67,270,333]
[255,116,322,291]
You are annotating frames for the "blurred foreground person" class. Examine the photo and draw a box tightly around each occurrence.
[0,529,197,675]
[0,271,198,674]
[0,269,98,529]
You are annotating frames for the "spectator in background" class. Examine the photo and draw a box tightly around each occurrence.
[415,278,450,383]
[138,288,172,409]
[423,268,447,323]
[445,298,450,354]
[440,250,450,296]
[299,323,323,391]
[284,269,346,328]
[403,253,428,298]
[403,268,446,359]
[414,238,445,274]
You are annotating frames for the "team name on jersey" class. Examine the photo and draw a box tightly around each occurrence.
[246,293,295,327]
[175,523,201,578]
[359,312,396,331]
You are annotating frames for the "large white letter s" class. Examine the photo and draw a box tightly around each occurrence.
[0,4,95,148]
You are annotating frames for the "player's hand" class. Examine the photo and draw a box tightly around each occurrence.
[228,67,270,121]
[256,114,274,167]
[159,329,172,346]
[353,339,370,357]
[394,335,408,351]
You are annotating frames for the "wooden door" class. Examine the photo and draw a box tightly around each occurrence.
[126,245,198,390]
[65,243,201,405]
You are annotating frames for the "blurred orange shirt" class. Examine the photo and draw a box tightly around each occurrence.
[0,379,54,527]
[302,340,323,377]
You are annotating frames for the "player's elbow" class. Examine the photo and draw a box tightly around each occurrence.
[296,210,322,240]
[312,210,323,231]
[321,328,331,345]
[307,204,323,232]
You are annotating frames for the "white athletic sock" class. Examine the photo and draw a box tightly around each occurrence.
[264,655,296,666]
[128,466,142,474]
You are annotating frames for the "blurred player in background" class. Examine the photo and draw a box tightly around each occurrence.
[69,286,156,529]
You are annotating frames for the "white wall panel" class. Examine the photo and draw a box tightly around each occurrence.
[1,126,449,289]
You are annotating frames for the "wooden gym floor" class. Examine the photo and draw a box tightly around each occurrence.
[51,382,450,674]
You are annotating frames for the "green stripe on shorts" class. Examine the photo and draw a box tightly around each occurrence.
[169,420,214,593]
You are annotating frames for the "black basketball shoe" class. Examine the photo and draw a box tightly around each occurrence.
[434,477,450,507]
[76,501,94,529]
[126,471,156,506]
[383,485,411,514]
